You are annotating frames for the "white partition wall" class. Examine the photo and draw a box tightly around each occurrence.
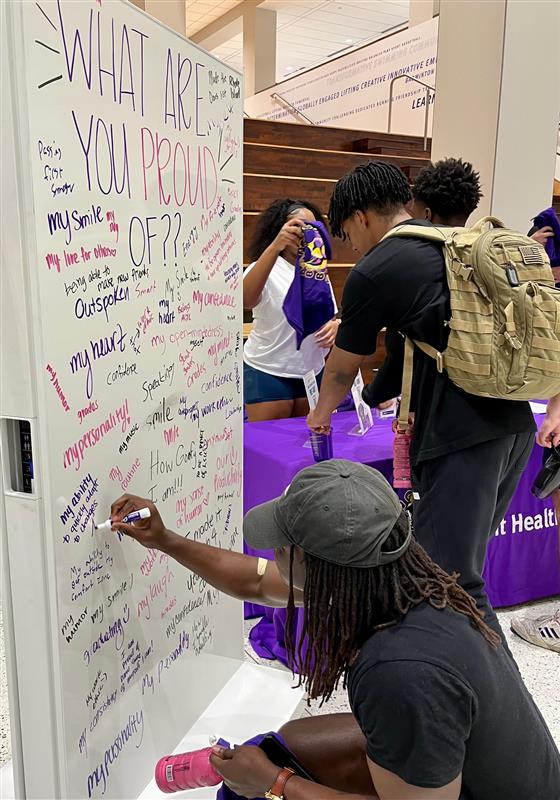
[1,1,244,797]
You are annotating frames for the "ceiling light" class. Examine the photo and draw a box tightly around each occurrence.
[345,38,353,43]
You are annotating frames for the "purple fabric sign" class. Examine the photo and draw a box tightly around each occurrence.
[282,220,335,349]
[243,412,560,668]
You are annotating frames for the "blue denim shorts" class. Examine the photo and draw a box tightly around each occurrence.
[244,362,322,404]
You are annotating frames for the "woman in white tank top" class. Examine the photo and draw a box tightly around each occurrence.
[244,199,339,422]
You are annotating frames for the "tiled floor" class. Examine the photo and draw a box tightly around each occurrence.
[245,599,560,741]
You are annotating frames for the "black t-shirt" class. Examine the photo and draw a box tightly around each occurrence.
[336,220,536,465]
[348,603,560,799]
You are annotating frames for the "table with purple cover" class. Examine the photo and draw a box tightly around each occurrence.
[244,411,560,667]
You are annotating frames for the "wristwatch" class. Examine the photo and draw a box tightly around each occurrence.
[264,767,296,799]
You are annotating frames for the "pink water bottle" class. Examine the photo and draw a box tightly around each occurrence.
[393,428,412,489]
[155,746,223,793]
[309,430,333,462]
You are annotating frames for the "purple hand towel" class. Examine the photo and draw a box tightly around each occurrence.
[282,221,335,349]
[532,207,560,267]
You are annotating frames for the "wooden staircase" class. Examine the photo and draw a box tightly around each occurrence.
[243,118,433,374]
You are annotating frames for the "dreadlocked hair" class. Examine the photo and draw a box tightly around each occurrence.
[247,198,324,261]
[412,157,482,221]
[328,161,412,239]
[285,510,500,704]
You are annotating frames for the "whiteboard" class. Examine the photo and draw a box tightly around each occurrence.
[1,1,244,797]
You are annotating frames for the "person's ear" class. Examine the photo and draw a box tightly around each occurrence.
[424,207,433,222]
[355,209,368,228]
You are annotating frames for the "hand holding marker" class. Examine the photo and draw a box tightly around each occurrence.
[95,507,151,539]
[104,495,169,549]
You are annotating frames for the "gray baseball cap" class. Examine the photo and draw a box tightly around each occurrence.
[243,459,411,568]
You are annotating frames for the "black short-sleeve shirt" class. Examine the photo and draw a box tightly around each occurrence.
[348,603,560,799]
[335,220,535,465]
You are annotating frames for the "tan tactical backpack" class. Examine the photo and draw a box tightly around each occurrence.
[383,217,560,429]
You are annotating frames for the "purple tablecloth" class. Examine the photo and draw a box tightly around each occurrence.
[244,412,560,666]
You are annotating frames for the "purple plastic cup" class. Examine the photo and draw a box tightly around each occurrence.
[309,431,333,462]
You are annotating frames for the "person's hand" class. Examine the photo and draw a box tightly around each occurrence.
[315,318,340,349]
[531,226,554,247]
[110,495,169,549]
[271,218,304,255]
[537,395,560,448]
[308,406,332,434]
[377,399,396,411]
[209,745,280,798]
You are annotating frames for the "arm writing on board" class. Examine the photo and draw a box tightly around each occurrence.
[110,494,301,607]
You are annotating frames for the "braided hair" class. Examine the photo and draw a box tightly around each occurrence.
[328,161,412,239]
[412,158,482,222]
[285,511,500,703]
[248,198,324,261]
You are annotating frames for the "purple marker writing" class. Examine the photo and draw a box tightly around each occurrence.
[95,507,151,531]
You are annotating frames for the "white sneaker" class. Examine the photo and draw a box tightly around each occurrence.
[510,609,560,653]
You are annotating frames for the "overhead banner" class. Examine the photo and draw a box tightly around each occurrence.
[245,17,439,136]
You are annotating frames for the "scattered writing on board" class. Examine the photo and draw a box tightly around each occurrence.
[22,1,243,796]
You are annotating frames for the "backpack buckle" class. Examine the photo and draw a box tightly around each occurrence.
[504,331,522,350]
[451,260,473,281]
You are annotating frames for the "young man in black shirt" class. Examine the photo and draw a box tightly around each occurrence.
[110,465,560,799]
[307,161,560,641]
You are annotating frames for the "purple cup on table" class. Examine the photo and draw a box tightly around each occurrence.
[309,431,333,462]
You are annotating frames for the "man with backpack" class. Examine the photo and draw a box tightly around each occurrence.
[307,161,560,641]
[408,156,482,226]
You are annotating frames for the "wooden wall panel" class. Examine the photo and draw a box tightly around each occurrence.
[244,119,430,156]
[244,143,428,181]
[245,175,337,212]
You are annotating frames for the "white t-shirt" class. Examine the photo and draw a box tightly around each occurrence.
[243,256,336,378]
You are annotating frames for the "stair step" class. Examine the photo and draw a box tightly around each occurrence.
[244,143,428,181]
[244,118,431,156]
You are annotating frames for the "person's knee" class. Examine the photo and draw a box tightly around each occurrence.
[278,714,373,794]
[277,717,314,754]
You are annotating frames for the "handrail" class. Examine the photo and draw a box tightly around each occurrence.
[387,75,435,151]
[270,92,314,125]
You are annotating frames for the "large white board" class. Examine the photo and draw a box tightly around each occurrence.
[2,1,244,797]
[245,17,438,135]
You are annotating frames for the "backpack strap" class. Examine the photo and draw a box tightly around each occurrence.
[398,338,445,432]
[468,216,505,233]
[397,337,415,432]
[382,224,449,244]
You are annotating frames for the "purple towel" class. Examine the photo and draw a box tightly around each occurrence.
[282,221,335,349]
[216,732,291,800]
[532,207,560,267]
